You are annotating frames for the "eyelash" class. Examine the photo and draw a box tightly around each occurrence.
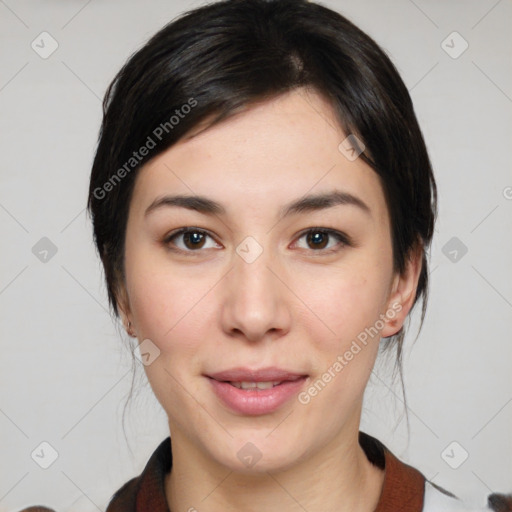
[163,227,352,256]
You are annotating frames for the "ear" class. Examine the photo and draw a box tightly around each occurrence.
[380,241,423,338]
[115,282,134,336]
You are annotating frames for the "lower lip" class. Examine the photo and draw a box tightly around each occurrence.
[207,376,308,415]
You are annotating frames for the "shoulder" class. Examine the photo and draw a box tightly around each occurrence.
[359,431,510,512]
[104,475,140,512]
[14,477,141,512]
[423,481,512,512]
[105,436,172,511]
[12,487,512,512]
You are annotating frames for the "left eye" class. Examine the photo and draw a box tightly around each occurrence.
[164,228,350,254]
[294,228,350,253]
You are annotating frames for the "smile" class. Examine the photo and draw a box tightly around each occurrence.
[228,381,284,390]
[206,370,309,415]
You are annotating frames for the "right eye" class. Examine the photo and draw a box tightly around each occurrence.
[163,227,221,254]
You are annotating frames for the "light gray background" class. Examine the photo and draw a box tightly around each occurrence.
[1,0,511,510]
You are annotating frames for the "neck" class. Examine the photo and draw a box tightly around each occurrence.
[165,421,385,512]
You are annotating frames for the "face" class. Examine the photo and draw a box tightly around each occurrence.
[118,88,420,473]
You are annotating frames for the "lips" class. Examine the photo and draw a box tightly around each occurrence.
[206,366,308,383]
[229,381,283,390]
[206,367,309,415]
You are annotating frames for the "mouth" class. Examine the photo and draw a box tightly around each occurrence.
[205,367,309,415]
[224,380,297,390]
[206,366,308,383]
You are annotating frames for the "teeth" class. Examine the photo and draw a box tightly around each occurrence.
[230,381,282,390]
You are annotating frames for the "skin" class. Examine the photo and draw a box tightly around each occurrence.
[117,88,422,512]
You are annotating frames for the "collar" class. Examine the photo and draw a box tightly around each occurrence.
[106,431,426,511]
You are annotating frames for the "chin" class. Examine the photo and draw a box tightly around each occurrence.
[206,433,307,475]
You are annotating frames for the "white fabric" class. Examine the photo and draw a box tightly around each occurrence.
[423,481,490,511]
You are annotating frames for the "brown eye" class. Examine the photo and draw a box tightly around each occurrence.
[296,228,351,254]
[306,231,329,250]
[164,228,219,253]
[182,230,206,249]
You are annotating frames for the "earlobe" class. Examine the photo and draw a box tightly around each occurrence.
[116,284,135,337]
[380,243,423,338]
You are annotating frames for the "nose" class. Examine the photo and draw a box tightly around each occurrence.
[220,243,292,343]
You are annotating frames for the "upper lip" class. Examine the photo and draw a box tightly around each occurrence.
[206,367,308,382]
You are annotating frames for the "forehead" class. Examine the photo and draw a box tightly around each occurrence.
[130,89,389,224]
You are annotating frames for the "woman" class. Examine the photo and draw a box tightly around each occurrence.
[19,0,510,510]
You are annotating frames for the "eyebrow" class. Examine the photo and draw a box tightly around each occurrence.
[144,190,371,219]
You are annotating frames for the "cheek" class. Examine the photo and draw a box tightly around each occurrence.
[297,271,389,418]
[301,260,392,346]
[124,228,208,338]
[128,268,209,351]
[125,267,213,411]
